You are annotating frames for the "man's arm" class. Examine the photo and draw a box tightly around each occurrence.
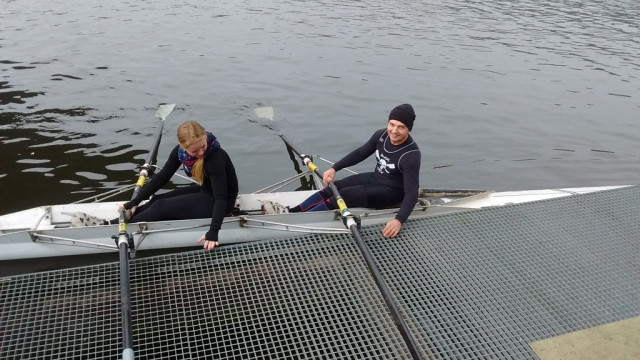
[331,129,383,172]
[394,151,421,224]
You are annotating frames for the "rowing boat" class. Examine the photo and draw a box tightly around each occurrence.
[0,185,627,262]
[0,188,479,260]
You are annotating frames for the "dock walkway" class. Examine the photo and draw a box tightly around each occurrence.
[1,186,638,359]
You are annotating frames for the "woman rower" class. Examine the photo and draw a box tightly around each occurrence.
[71,120,239,251]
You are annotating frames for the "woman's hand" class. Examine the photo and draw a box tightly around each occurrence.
[117,204,137,214]
[117,204,136,220]
[198,235,219,250]
[382,219,402,238]
[322,168,336,186]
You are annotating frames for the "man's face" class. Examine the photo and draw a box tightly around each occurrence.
[387,119,409,145]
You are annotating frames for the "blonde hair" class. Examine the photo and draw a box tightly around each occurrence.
[177,120,207,185]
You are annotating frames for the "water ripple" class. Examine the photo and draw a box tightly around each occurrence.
[0,0,638,213]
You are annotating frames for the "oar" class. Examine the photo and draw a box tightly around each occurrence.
[117,103,176,360]
[253,106,324,189]
[130,103,176,200]
[254,106,424,360]
[115,210,134,360]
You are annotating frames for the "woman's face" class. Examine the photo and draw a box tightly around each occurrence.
[185,137,207,158]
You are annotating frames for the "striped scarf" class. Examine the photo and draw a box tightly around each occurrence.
[177,131,220,177]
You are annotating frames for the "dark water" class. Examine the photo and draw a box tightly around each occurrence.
[1,0,638,215]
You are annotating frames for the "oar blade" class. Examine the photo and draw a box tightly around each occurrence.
[254,106,274,121]
[155,103,176,121]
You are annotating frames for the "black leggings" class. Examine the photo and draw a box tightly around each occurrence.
[333,172,403,209]
[297,173,403,211]
[127,186,222,222]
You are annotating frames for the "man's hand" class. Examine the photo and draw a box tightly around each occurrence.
[198,235,219,250]
[322,168,336,186]
[382,219,402,238]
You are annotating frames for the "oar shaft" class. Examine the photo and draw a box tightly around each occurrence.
[332,182,423,360]
[131,103,175,201]
[119,243,133,348]
[144,124,164,170]
[116,211,134,358]
[346,223,423,360]
[117,104,174,360]
[280,135,325,179]
[260,111,423,358]
[131,123,164,201]
[287,137,424,359]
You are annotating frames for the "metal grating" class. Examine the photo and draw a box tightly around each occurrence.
[1,186,639,359]
[364,185,640,359]
[1,235,411,359]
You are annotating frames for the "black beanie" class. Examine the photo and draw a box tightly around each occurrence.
[388,103,416,131]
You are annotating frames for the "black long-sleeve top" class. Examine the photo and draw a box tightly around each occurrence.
[125,145,239,241]
[332,129,421,223]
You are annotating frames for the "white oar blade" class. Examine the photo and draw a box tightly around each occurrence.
[155,103,176,120]
[254,106,274,121]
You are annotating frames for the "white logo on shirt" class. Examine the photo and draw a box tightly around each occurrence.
[376,150,396,173]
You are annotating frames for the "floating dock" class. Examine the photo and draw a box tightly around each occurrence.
[1,186,638,359]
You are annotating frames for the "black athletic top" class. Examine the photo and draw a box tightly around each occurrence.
[125,145,239,241]
[332,128,421,223]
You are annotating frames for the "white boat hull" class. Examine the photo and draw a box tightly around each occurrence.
[0,186,629,262]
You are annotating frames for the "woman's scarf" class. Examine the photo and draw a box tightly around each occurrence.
[177,131,220,177]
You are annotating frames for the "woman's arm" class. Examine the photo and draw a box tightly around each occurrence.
[203,150,232,243]
[124,145,182,209]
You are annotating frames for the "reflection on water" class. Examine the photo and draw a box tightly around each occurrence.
[0,103,150,212]
[0,79,44,105]
[0,0,638,214]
